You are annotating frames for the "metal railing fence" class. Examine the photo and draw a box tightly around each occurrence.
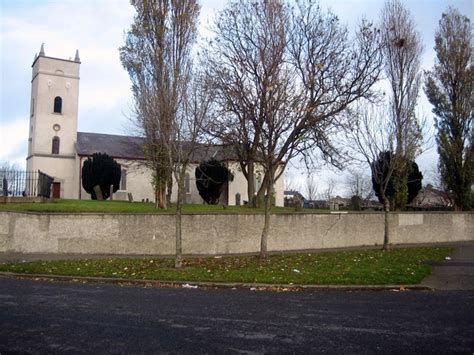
[0,169,53,198]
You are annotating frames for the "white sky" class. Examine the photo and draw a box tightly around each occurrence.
[0,0,472,196]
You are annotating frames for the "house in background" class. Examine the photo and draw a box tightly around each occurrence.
[412,184,452,209]
[284,190,305,208]
[327,196,351,210]
[25,45,284,206]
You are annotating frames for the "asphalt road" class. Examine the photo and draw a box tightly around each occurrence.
[1,278,473,353]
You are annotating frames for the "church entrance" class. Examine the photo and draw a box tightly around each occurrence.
[52,182,61,198]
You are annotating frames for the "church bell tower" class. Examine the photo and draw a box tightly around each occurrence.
[26,44,81,198]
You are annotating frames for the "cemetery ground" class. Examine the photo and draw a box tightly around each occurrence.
[0,199,315,214]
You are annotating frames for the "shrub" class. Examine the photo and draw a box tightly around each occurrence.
[195,158,233,204]
[372,151,423,207]
[82,153,121,200]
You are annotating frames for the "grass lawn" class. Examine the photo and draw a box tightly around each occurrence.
[0,199,331,214]
[0,247,452,285]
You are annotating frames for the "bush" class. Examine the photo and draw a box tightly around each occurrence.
[350,195,362,211]
[372,151,423,207]
[195,158,233,204]
[82,153,121,200]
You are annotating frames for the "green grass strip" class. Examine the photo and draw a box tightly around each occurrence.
[0,199,330,214]
[0,247,452,285]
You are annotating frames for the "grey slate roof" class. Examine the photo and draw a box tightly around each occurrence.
[76,132,238,162]
[77,132,145,160]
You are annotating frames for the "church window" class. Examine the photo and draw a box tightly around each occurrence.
[185,173,190,194]
[54,96,62,113]
[52,136,60,154]
[254,173,262,193]
[120,170,127,190]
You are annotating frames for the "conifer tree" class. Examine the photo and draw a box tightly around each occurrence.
[424,8,473,210]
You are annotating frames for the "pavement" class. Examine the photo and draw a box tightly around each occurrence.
[0,241,473,291]
[420,241,474,290]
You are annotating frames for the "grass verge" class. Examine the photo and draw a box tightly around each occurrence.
[0,199,329,214]
[0,247,452,285]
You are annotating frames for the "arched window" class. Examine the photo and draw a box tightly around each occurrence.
[120,170,127,190]
[52,136,60,154]
[185,173,190,194]
[54,96,62,113]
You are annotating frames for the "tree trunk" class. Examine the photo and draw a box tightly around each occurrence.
[175,198,183,268]
[260,173,274,259]
[383,198,390,250]
[167,173,173,206]
[255,172,270,208]
[158,184,166,209]
[155,187,159,208]
[247,160,255,207]
[175,169,185,268]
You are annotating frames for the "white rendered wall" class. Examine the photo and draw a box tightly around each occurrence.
[227,162,284,207]
[26,52,80,199]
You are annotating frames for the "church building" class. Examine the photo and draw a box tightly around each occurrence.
[26,45,284,206]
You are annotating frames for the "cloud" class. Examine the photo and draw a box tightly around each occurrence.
[0,117,28,167]
[0,1,135,125]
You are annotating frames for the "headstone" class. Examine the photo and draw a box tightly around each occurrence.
[2,177,7,196]
[93,185,103,200]
[235,193,241,206]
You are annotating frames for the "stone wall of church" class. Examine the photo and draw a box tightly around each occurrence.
[1,212,472,255]
[78,159,284,206]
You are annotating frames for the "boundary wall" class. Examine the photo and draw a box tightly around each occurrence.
[0,212,473,255]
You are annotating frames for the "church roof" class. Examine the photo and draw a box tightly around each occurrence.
[76,132,238,162]
[77,132,145,160]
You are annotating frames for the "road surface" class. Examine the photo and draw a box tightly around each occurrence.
[1,277,473,353]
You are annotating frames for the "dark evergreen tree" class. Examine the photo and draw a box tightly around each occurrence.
[372,151,396,205]
[407,161,423,204]
[82,153,121,200]
[372,151,423,206]
[350,195,362,211]
[195,158,233,204]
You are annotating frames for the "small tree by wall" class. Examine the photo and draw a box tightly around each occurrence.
[82,153,121,200]
[195,158,233,204]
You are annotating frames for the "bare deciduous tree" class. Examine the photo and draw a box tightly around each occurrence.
[205,0,383,257]
[321,178,336,202]
[203,0,289,207]
[345,169,374,201]
[381,0,424,209]
[120,0,200,209]
[257,2,383,257]
[305,174,318,201]
[170,74,212,268]
[345,104,400,250]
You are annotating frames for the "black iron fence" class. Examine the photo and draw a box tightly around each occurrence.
[0,170,53,198]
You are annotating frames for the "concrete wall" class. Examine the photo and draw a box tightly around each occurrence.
[0,212,472,255]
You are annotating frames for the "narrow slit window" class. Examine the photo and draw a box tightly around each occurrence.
[120,170,127,190]
[185,173,190,194]
[52,136,60,154]
[54,96,62,113]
